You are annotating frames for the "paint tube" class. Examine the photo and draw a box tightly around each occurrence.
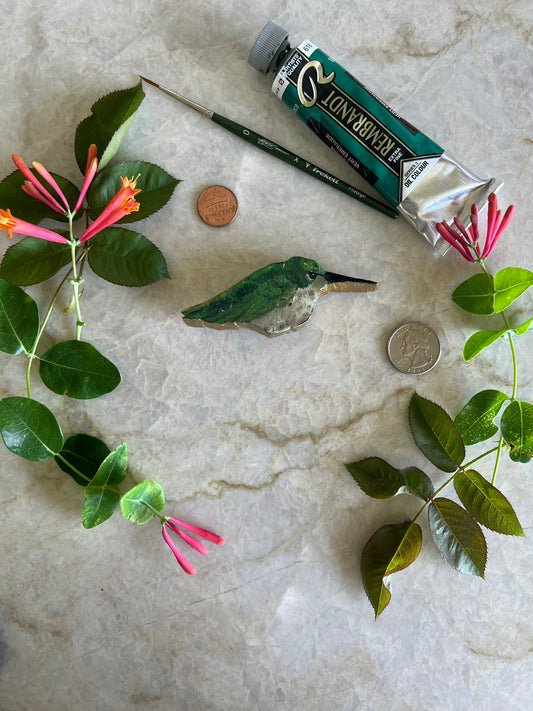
[248,22,502,253]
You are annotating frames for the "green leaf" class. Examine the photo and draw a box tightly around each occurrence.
[454,389,509,445]
[451,269,533,316]
[361,520,422,619]
[39,340,121,399]
[0,169,80,224]
[454,469,524,536]
[409,393,465,472]
[515,317,533,335]
[0,397,63,461]
[493,267,533,313]
[0,236,72,286]
[74,82,145,173]
[0,279,39,354]
[501,400,533,463]
[120,480,165,524]
[55,433,111,486]
[345,457,434,500]
[86,161,180,223]
[87,228,169,286]
[428,497,487,576]
[463,329,507,361]
[82,444,128,528]
[451,273,495,315]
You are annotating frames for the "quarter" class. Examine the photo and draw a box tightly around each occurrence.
[197,185,238,227]
[387,322,441,375]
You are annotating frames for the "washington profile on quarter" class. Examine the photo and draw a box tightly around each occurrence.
[387,322,441,374]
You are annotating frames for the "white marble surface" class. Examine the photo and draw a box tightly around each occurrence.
[1,1,532,709]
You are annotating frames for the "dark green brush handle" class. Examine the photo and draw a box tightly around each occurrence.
[210,112,398,219]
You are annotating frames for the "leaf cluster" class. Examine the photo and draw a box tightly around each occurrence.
[346,393,525,619]
[0,82,180,530]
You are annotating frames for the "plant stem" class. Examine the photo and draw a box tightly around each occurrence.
[139,500,165,523]
[69,242,84,341]
[26,267,74,398]
[492,435,505,485]
[411,445,501,524]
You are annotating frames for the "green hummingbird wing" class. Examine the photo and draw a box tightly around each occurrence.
[182,263,297,324]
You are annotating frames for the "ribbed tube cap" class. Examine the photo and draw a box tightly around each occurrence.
[248,22,290,74]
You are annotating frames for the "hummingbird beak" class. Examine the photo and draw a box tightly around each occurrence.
[322,271,378,293]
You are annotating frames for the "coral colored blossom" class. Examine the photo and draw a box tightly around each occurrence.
[436,192,515,262]
[0,208,68,243]
[78,176,141,243]
[161,516,224,575]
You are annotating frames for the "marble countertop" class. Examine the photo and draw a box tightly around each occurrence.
[1,1,532,709]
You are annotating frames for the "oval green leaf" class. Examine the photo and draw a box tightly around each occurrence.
[87,161,180,223]
[515,317,533,336]
[451,273,495,315]
[55,433,111,486]
[493,267,533,313]
[120,480,165,524]
[500,400,533,463]
[0,236,72,286]
[74,82,145,172]
[454,389,508,445]
[463,329,506,361]
[361,520,422,619]
[0,279,39,354]
[345,457,434,500]
[0,169,80,224]
[409,393,465,472]
[39,340,121,399]
[454,469,524,536]
[82,444,128,529]
[428,497,487,577]
[87,228,169,286]
[0,396,63,461]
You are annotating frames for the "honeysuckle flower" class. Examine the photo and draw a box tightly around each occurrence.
[162,516,224,575]
[436,192,515,262]
[1,146,142,245]
[0,208,69,243]
[12,145,99,218]
[74,144,99,213]
[78,175,141,243]
[13,153,70,215]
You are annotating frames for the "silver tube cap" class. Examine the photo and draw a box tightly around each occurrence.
[248,22,290,74]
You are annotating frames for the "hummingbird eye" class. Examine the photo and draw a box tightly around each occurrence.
[307,271,317,280]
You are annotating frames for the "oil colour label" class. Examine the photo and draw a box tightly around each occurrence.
[399,156,441,201]
[272,42,443,206]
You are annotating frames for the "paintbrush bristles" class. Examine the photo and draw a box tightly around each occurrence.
[138,75,159,88]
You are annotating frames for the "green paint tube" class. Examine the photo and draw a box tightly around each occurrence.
[248,22,502,254]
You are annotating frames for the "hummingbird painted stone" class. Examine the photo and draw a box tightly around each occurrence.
[182,256,378,337]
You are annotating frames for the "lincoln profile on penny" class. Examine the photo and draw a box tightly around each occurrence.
[182,256,377,337]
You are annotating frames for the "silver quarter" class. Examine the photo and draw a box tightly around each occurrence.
[387,322,440,375]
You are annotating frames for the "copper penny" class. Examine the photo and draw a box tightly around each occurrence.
[197,185,238,227]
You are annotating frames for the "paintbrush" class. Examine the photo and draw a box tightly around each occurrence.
[139,75,398,220]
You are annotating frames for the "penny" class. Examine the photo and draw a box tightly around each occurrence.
[387,322,441,375]
[197,185,238,227]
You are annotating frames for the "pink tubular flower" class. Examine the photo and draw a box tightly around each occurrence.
[11,145,99,217]
[436,192,515,262]
[13,153,70,215]
[0,208,68,243]
[74,144,99,213]
[78,175,141,243]
[162,516,224,575]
